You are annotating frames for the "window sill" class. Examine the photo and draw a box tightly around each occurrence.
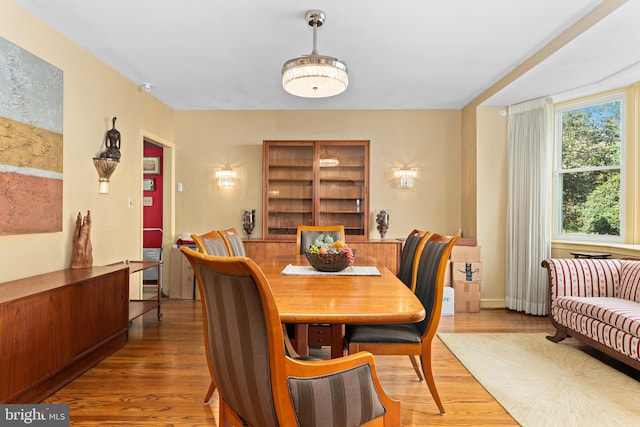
[551,240,640,258]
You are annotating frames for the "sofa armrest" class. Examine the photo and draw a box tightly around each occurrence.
[541,258,622,302]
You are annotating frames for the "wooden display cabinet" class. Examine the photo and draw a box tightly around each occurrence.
[263,140,369,241]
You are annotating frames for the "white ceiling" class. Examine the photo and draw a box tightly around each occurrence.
[13,0,640,110]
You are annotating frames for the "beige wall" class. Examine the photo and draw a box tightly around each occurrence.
[173,110,463,241]
[0,0,174,283]
[460,105,477,238]
[476,107,508,307]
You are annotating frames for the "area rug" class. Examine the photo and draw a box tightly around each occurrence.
[437,333,640,427]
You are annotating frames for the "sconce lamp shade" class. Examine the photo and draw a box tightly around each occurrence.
[393,168,417,189]
[93,117,122,194]
[93,157,119,194]
[215,168,237,189]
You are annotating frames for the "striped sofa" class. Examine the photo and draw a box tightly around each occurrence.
[541,258,640,370]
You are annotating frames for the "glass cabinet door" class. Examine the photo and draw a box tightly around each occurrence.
[317,142,368,237]
[263,140,369,240]
[263,142,314,239]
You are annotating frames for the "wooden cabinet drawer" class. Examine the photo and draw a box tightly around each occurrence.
[308,324,332,346]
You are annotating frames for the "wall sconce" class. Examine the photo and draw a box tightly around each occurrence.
[93,158,119,193]
[215,168,237,189]
[393,168,417,189]
[93,117,121,194]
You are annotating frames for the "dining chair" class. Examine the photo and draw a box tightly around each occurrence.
[191,230,231,256]
[180,247,401,427]
[296,224,345,254]
[294,225,346,354]
[345,232,459,415]
[220,227,246,256]
[396,229,432,381]
[190,229,231,403]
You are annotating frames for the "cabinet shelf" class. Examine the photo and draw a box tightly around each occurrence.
[269,210,311,215]
[263,140,369,241]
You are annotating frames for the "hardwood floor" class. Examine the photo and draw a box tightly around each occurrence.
[44,300,555,426]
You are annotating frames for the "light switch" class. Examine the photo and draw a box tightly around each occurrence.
[143,197,153,206]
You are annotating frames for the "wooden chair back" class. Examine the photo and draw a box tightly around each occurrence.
[191,230,231,256]
[220,227,246,256]
[414,233,459,339]
[397,230,432,292]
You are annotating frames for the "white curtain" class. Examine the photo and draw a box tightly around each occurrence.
[505,97,553,315]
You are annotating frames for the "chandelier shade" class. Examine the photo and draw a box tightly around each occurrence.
[282,10,348,98]
[282,55,348,98]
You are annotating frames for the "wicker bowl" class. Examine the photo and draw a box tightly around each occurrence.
[304,251,350,272]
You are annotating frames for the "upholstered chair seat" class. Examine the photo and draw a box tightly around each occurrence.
[346,323,422,344]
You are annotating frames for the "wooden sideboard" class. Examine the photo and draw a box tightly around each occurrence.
[244,239,403,275]
[0,265,130,403]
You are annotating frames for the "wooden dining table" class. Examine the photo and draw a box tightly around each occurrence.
[259,254,426,358]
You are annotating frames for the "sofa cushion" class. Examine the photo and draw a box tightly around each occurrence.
[555,296,640,339]
[552,305,640,362]
[619,261,640,303]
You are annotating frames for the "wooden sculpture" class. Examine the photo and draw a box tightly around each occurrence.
[71,210,93,269]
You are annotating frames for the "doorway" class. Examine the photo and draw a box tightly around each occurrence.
[142,139,170,299]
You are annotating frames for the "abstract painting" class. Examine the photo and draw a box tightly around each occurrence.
[0,37,63,235]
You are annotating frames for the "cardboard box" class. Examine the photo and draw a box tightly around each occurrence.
[451,261,483,282]
[169,247,195,299]
[455,238,478,246]
[444,261,451,286]
[453,281,481,313]
[441,286,454,316]
[451,245,481,262]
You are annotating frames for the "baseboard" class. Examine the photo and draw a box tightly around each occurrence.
[480,298,505,309]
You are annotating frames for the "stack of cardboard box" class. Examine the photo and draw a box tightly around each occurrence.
[450,243,482,313]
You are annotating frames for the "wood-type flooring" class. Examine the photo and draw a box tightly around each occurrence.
[43,300,604,426]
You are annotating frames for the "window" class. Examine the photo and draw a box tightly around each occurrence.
[554,93,624,242]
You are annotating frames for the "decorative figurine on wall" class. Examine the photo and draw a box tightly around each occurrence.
[100,117,121,161]
[71,210,93,269]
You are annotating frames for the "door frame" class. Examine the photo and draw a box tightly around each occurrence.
[140,130,175,299]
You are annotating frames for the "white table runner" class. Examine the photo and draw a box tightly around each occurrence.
[281,264,381,276]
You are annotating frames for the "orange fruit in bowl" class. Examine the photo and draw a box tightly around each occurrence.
[333,240,345,248]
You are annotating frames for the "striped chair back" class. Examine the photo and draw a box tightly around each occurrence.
[193,258,279,426]
[221,227,246,256]
[192,230,231,256]
[397,230,431,291]
[414,234,458,336]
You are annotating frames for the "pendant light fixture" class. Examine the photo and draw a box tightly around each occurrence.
[282,10,349,98]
